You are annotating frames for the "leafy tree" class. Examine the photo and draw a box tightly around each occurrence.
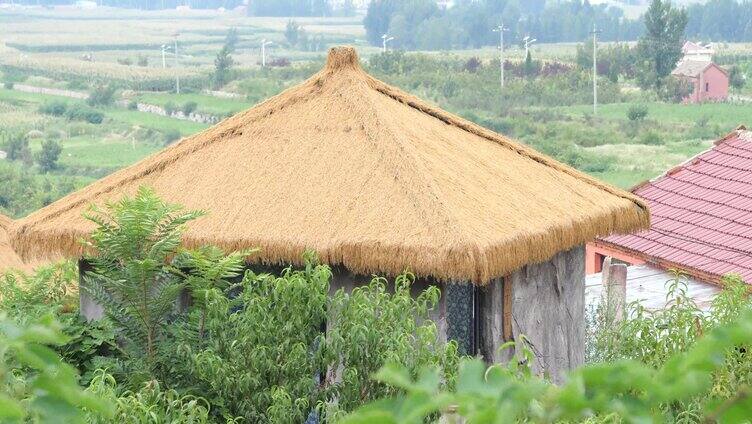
[285,19,301,46]
[38,100,68,116]
[364,0,400,46]
[728,65,746,89]
[659,76,693,102]
[35,139,62,173]
[524,49,536,78]
[224,27,239,53]
[213,45,235,89]
[213,28,238,89]
[636,0,688,91]
[2,133,32,165]
[81,186,204,376]
[86,85,116,107]
[181,101,197,116]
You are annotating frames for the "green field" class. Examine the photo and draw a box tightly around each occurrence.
[562,102,751,130]
[135,92,254,116]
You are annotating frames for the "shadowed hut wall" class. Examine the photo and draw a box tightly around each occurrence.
[78,260,104,321]
[505,245,585,383]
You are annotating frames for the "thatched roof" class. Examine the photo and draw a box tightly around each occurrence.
[1,214,30,272]
[13,46,649,284]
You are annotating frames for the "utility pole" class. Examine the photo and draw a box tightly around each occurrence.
[523,35,536,57]
[591,25,602,115]
[173,33,180,94]
[381,33,394,53]
[261,39,273,67]
[160,44,170,69]
[493,22,509,90]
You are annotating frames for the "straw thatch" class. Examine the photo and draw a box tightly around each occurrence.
[1,214,30,272]
[13,46,649,284]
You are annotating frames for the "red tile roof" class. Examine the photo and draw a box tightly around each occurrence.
[600,127,752,284]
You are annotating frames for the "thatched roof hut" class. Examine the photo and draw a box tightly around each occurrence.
[14,47,648,284]
[1,214,30,273]
[13,47,649,379]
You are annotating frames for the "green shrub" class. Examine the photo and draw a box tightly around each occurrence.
[35,139,62,173]
[39,100,68,116]
[85,370,215,424]
[162,129,181,145]
[343,276,752,423]
[0,313,114,423]
[3,81,13,89]
[163,261,458,422]
[164,101,177,115]
[181,101,198,115]
[86,85,116,107]
[626,104,648,121]
[65,104,104,124]
[1,132,32,164]
[639,130,663,145]
[126,100,138,110]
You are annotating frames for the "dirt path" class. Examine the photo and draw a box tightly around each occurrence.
[12,84,88,99]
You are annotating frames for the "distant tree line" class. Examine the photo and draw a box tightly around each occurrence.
[364,0,752,51]
[684,0,752,41]
[9,0,357,15]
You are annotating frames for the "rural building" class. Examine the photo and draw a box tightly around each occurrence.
[586,263,720,312]
[681,41,714,63]
[12,47,649,381]
[1,214,32,273]
[587,127,752,290]
[671,60,729,103]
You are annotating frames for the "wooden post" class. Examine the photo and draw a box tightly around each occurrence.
[601,257,627,321]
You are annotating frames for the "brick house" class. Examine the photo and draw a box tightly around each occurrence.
[671,60,729,103]
[587,127,752,286]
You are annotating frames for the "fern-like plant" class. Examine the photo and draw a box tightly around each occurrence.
[173,246,255,340]
[81,186,204,373]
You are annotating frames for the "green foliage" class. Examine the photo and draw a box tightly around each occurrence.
[659,76,693,102]
[213,28,237,89]
[728,65,746,89]
[364,0,642,50]
[86,85,116,107]
[0,161,80,217]
[161,257,458,422]
[82,186,204,376]
[65,103,104,124]
[180,101,197,116]
[1,132,32,164]
[637,0,688,91]
[35,139,63,173]
[325,273,459,420]
[0,261,78,321]
[0,313,113,423]
[163,101,177,115]
[285,19,301,46]
[627,104,649,121]
[343,293,752,423]
[39,100,68,117]
[85,370,217,424]
[162,128,182,145]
